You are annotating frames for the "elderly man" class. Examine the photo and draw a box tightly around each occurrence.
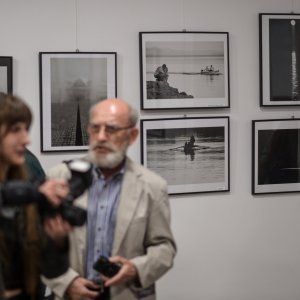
[42,98,176,300]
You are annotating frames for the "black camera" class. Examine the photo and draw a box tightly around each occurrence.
[0,160,93,226]
[93,255,121,277]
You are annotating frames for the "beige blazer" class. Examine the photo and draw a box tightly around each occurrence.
[42,158,176,300]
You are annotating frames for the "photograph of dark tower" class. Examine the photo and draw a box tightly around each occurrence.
[269,18,300,101]
[50,57,109,147]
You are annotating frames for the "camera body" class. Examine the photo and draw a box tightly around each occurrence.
[0,160,93,226]
[40,160,93,226]
[93,255,121,277]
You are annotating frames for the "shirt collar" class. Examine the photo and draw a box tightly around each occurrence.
[93,164,125,180]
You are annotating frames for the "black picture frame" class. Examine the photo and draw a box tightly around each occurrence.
[141,117,230,194]
[0,56,13,94]
[39,52,117,152]
[260,13,300,106]
[252,118,300,194]
[139,31,230,110]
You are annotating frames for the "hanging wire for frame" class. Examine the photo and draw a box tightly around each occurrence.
[291,0,295,14]
[180,0,187,32]
[75,0,80,52]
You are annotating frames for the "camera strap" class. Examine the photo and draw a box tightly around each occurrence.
[0,269,4,299]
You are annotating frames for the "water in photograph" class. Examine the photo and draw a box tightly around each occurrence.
[146,56,225,98]
[147,135,225,185]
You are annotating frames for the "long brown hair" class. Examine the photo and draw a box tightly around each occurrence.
[0,92,32,182]
[0,93,41,299]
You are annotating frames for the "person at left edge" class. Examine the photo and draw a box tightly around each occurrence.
[0,92,72,300]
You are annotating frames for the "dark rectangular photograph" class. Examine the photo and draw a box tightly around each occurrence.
[252,118,300,194]
[260,13,300,106]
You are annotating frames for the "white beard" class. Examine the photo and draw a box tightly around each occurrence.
[87,141,129,169]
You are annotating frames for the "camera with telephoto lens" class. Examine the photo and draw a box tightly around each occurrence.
[0,160,93,226]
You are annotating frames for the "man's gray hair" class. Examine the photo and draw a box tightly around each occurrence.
[89,99,139,127]
[128,105,139,127]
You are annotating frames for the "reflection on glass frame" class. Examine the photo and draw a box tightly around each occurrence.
[0,56,12,94]
[252,118,300,194]
[139,31,230,110]
[141,117,230,194]
[39,52,117,152]
[260,13,300,106]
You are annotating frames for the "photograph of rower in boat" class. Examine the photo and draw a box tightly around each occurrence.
[141,117,229,194]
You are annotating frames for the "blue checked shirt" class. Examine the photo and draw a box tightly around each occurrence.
[85,166,124,281]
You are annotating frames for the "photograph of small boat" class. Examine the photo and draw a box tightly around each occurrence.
[200,69,221,75]
[200,65,221,75]
[178,65,222,76]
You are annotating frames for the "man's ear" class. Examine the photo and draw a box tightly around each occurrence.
[128,127,139,145]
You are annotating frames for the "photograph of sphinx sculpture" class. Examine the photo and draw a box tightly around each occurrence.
[141,117,230,194]
[39,52,117,152]
[139,31,230,109]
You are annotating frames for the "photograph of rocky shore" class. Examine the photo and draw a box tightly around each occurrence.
[147,80,193,99]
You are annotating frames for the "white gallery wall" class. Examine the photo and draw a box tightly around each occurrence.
[1,0,300,299]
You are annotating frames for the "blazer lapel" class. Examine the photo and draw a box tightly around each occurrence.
[112,159,142,254]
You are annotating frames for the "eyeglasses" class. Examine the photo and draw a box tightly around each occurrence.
[88,123,134,135]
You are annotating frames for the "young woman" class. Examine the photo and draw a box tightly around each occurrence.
[0,92,70,300]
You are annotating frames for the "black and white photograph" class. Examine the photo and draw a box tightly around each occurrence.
[141,117,230,194]
[139,31,230,109]
[252,119,300,194]
[39,52,117,152]
[0,56,12,94]
[260,13,300,106]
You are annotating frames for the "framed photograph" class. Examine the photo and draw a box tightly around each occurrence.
[139,31,230,110]
[260,13,300,106]
[39,52,117,152]
[252,118,300,194]
[141,117,230,194]
[0,56,12,94]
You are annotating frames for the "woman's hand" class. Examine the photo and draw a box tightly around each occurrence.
[38,179,69,206]
[43,215,73,247]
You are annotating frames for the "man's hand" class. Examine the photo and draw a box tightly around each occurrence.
[38,179,69,206]
[67,277,100,300]
[103,256,138,287]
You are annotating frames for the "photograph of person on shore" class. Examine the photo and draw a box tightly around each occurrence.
[139,32,229,109]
